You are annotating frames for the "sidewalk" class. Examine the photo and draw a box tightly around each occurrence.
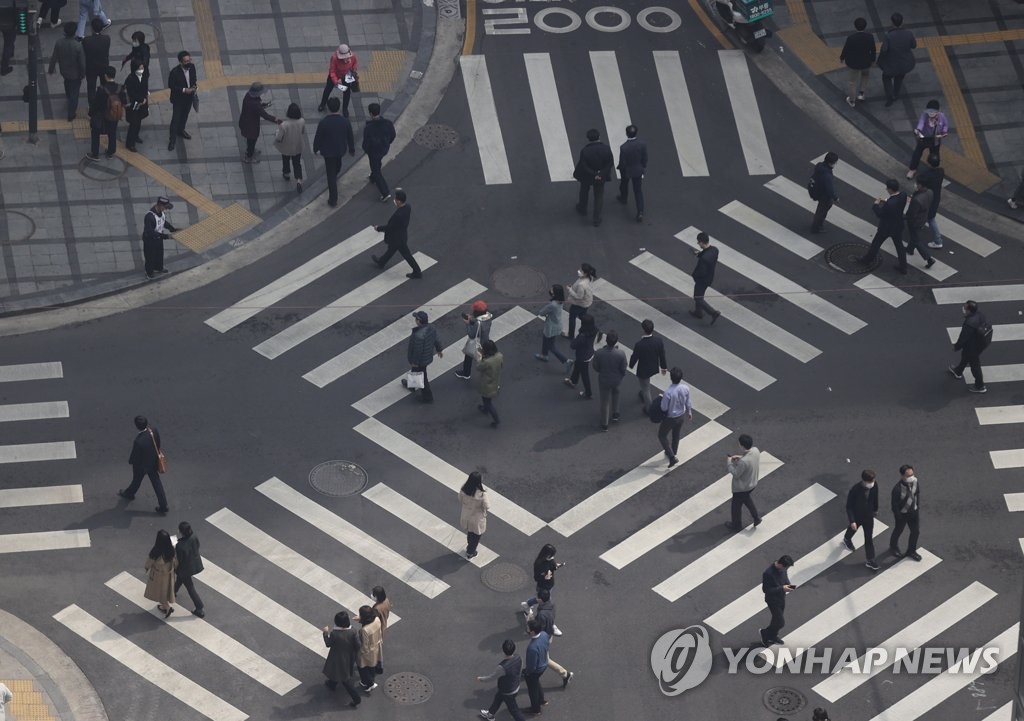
[0,0,434,314]
[771,0,1024,213]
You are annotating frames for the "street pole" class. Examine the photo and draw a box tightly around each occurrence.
[27,2,38,143]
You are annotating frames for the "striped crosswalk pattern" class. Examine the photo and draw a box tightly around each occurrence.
[854,275,913,307]
[590,51,631,156]
[990,448,1024,469]
[949,323,1024,343]
[1005,493,1024,512]
[719,50,773,175]
[653,51,708,177]
[981,703,1013,721]
[976,405,1024,425]
[0,401,69,422]
[0,362,63,382]
[933,284,1024,305]
[0,441,76,464]
[0,529,90,553]
[0,484,82,508]
[964,364,1024,385]
[459,55,511,185]
[523,53,574,183]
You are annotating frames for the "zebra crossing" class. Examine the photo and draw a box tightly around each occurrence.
[0,362,89,554]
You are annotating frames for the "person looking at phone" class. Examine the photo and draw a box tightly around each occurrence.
[759,555,795,647]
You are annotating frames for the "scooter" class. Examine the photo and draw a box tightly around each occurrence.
[707,0,774,52]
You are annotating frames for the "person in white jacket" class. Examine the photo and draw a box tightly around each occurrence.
[725,434,761,531]
[565,263,596,339]
[0,682,12,721]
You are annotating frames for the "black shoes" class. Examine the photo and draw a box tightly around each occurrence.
[406,272,422,279]
[117,490,135,500]
[636,213,643,222]
[168,141,175,151]
[907,551,922,561]
[575,204,586,216]
[890,546,904,559]
[710,310,721,325]
[843,536,855,551]
[192,608,206,617]
[947,366,963,379]
[893,264,908,275]
[179,131,192,140]
[667,456,678,468]
[724,522,741,532]
[759,628,769,646]
[925,258,935,269]
[371,254,384,267]
[155,506,169,514]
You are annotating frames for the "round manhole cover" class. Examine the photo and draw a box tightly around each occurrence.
[413,123,459,150]
[824,242,878,274]
[763,686,807,716]
[481,562,530,592]
[308,461,368,497]
[0,210,36,243]
[383,672,433,705]
[78,156,129,182]
[490,265,548,300]
[119,23,158,44]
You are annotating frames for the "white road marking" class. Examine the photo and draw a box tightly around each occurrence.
[976,405,1024,425]
[853,275,913,307]
[0,401,69,422]
[54,605,248,721]
[0,441,76,464]
[0,484,82,508]
[965,364,1024,385]
[589,51,631,154]
[948,323,1024,343]
[523,53,574,182]
[980,703,1013,721]
[718,50,773,175]
[719,200,821,259]
[459,55,512,185]
[1006,493,1024,512]
[990,448,1024,469]
[205,227,381,332]
[653,50,708,176]
[0,362,63,382]
[934,284,1024,304]
[0,529,90,553]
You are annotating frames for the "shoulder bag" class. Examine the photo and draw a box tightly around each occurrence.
[148,428,167,473]
[462,321,481,358]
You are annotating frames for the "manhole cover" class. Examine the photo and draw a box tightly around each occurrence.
[824,242,878,273]
[481,562,530,592]
[413,123,459,150]
[437,0,460,19]
[383,672,433,705]
[308,461,368,497]
[0,210,36,243]
[119,23,158,44]
[763,686,807,716]
[78,156,128,182]
[490,265,548,300]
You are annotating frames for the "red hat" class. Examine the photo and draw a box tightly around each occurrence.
[471,300,488,313]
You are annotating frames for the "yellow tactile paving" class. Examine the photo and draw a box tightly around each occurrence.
[463,0,477,55]
[921,36,984,166]
[115,148,223,216]
[934,28,1024,46]
[687,0,732,49]
[173,202,260,252]
[778,25,844,74]
[1,679,59,721]
[192,0,224,79]
[787,0,810,26]
[936,147,1001,193]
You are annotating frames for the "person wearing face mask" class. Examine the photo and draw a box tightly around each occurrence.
[906,99,948,179]
[844,469,880,571]
[121,31,151,91]
[318,43,358,117]
[565,263,596,339]
[890,465,921,561]
[123,60,148,152]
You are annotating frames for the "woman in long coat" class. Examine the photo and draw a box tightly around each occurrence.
[322,611,361,707]
[371,586,391,638]
[356,606,383,692]
[459,471,489,559]
[143,529,177,617]
[239,82,280,163]
[123,60,148,152]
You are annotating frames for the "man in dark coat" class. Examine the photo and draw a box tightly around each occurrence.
[759,555,795,646]
[311,96,355,207]
[323,611,361,708]
[592,331,627,432]
[362,102,396,202]
[689,231,721,324]
[141,196,177,278]
[810,151,839,233]
[86,65,122,160]
[119,414,168,514]
[238,82,280,163]
[877,12,917,106]
[81,17,109,104]
[629,318,667,411]
[573,128,614,227]
[167,50,198,150]
[918,154,945,249]
[123,59,148,152]
[890,465,921,561]
[48,21,86,121]
[858,179,908,273]
[949,300,991,393]
[843,470,879,571]
[371,189,420,277]
[903,179,934,267]
[174,521,205,617]
[616,124,647,222]
[0,0,16,76]
[404,311,442,403]
[839,17,876,107]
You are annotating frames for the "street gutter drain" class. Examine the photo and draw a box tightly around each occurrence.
[481,562,530,592]
[383,672,433,704]
[308,461,368,497]
[413,124,459,150]
[491,265,548,300]
[825,242,879,274]
[763,686,807,716]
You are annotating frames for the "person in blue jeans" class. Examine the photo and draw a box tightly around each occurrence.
[535,284,569,370]
[76,0,108,39]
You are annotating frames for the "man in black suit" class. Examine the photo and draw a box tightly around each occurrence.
[616,124,647,222]
[323,611,362,708]
[690,231,721,324]
[312,96,355,207]
[629,318,667,411]
[118,415,168,514]
[167,50,198,150]
[858,178,908,274]
[573,128,613,227]
[371,189,421,278]
[81,17,109,104]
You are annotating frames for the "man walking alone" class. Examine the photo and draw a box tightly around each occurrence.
[312,96,355,207]
[118,415,168,514]
[948,300,992,393]
[844,470,879,571]
[404,311,442,403]
[616,124,646,222]
[809,152,839,233]
[592,331,626,432]
[629,319,667,412]
[371,189,421,278]
[658,367,692,468]
[362,102,396,202]
[759,555,795,646]
[890,465,921,561]
[689,231,721,324]
[725,434,762,531]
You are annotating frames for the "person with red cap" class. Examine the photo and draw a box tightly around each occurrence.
[456,300,493,380]
[318,43,359,117]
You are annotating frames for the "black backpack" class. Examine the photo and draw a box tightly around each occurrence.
[807,175,818,201]
[978,318,994,350]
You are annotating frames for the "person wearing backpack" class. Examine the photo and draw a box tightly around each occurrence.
[86,65,123,160]
[949,300,992,393]
[809,151,839,233]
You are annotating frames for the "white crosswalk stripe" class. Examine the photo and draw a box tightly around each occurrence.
[0,484,82,508]
[963,364,1024,385]
[0,529,90,553]
[0,441,76,464]
[854,275,913,307]
[719,199,821,260]
[523,53,574,182]
[0,362,63,382]
[990,448,1024,469]
[459,55,512,185]
[949,324,1024,343]
[0,401,69,422]
[205,227,380,333]
[253,253,436,359]
[1005,493,1024,512]
[590,51,631,156]
[653,51,708,177]
[812,581,996,703]
[601,452,783,570]
[106,571,301,695]
[933,284,1024,304]
[976,405,1024,425]
[653,484,836,602]
[54,605,249,721]
[719,50,773,175]
[981,703,1013,721]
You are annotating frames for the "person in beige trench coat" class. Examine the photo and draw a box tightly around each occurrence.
[460,471,489,559]
[144,529,178,617]
[371,586,391,638]
[356,606,383,693]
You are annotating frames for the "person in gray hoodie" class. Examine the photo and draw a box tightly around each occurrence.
[592,331,626,431]
[403,311,442,403]
[877,12,917,106]
[725,434,761,531]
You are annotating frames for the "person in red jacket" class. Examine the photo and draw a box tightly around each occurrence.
[318,44,358,117]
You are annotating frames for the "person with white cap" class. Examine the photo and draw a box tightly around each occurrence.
[141,197,177,279]
[238,81,281,164]
[318,43,359,117]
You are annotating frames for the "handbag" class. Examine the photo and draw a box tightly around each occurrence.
[462,321,481,358]
[648,396,666,423]
[404,371,425,389]
[148,428,167,473]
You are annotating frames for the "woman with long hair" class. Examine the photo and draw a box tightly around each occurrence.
[565,314,601,399]
[521,543,562,614]
[565,263,597,339]
[459,471,489,559]
[535,284,570,370]
[356,605,383,692]
[143,529,177,617]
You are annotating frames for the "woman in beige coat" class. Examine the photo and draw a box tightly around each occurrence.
[356,606,383,693]
[273,102,306,193]
[371,585,391,638]
[144,529,178,617]
[460,471,489,559]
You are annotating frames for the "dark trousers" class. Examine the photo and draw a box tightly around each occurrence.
[488,689,525,721]
[811,199,833,231]
[323,155,342,205]
[85,69,100,104]
[280,153,302,180]
[174,573,204,611]
[693,281,717,317]
[909,136,940,170]
[90,120,117,156]
[570,359,592,397]
[905,223,933,261]
[376,243,421,275]
[244,136,258,158]
[410,364,432,401]
[63,77,82,120]
[882,72,906,101]
[618,175,644,215]
[461,355,474,376]
[40,1,63,23]
[169,99,193,140]
[467,531,481,555]
[0,24,13,71]
[480,396,499,424]
[890,512,920,553]
[326,678,361,706]
[731,490,760,527]
[953,350,984,389]
[540,335,567,363]
[525,671,545,712]
[143,236,164,275]
[368,152,389,195]
[658,415,684,458]
[126,118,142,148]
[864,228,907,269]
[598,384,619,426]
[358,666,376,688]
[125,464,167,509]
[844,515,876,561]
[764,598,785,641]
[567,303,587,339]
[320,77,352,115]
[577,182,605,223]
